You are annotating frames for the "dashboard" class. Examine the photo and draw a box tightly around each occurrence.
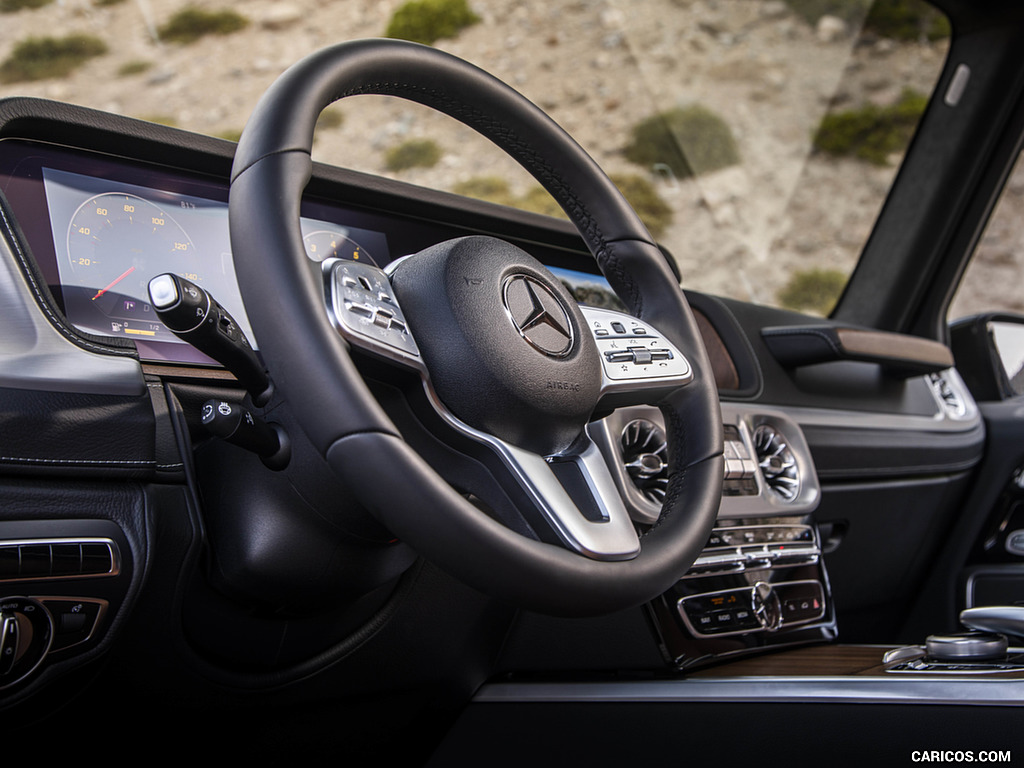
[0,99,989,698]
[0,126,838,671]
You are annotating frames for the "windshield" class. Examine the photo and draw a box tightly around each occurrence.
[0,0,948,315]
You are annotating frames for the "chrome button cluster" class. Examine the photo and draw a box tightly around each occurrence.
[0,596,52,687]
[724,430,757,480]
[677,579,825,638]
[581,306,691,386]
[327,260,420,363]
[684,524,819,577]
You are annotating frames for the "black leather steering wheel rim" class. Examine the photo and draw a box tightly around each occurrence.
[228,39,723,616]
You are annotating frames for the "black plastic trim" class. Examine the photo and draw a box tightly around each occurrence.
[803,421,984,480]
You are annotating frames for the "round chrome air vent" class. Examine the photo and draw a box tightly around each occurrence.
[621,419,669,505]
[753,424,799,502]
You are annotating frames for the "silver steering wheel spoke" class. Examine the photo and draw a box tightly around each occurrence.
[420,380,641,561]
[581,306,694,406]
[322,258,424,371]
[506,435,641,561]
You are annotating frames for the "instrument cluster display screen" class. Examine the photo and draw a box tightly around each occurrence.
[0,140,392,365]
[41,166,388,363]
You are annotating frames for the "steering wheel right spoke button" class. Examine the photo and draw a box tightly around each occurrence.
[582,307,691,397]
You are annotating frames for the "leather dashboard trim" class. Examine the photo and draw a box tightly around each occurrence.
[0,386,156,478]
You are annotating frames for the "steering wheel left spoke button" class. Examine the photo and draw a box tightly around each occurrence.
[345,301,374,320]
[328,260,420,364]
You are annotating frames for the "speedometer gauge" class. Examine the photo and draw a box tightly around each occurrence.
[66,193,206,335]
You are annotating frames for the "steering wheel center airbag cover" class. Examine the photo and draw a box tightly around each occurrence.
[391,236,600,455]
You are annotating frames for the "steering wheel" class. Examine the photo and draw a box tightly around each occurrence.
[228,39,723,617]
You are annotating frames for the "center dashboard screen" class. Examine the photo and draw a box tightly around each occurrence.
[40,166,389,364]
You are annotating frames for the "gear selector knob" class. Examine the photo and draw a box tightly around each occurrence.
[960,605,1024,639]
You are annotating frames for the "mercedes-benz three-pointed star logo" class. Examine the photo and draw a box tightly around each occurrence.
[501,274,575,358]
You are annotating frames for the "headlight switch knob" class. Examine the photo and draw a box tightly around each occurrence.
[0,596,53,689]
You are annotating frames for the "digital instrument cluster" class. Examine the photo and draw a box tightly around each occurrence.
[0,140,392,365]
[43,166,388,359]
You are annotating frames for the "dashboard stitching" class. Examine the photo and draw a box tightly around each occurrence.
[0,456,156,465]
[325,81,645,315]
[147,381,184,471]
[0,195,137,359]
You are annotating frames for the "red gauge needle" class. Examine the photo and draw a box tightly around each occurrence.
[91,266,136,301]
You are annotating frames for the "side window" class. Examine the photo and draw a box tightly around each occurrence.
[949,153,1024,319]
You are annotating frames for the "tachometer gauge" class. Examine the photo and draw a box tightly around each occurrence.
[66,192,206,337]
[303,229,377,266]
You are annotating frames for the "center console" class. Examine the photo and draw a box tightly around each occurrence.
[593,402,836,668]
